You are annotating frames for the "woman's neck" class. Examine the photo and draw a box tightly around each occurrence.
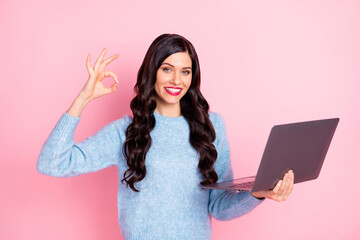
[154,103,181,118]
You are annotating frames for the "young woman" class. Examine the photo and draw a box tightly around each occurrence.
[37,33,294,239]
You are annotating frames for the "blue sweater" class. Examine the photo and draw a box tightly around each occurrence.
[37,111,264,239]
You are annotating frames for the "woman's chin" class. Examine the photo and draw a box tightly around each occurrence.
[157,96,181,105]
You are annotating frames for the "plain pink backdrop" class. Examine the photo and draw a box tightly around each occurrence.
[1,0,359,239]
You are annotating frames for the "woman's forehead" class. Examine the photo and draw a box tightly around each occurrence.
[161,52,192,68]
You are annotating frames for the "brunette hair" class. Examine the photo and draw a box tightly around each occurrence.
[121,33,218,192]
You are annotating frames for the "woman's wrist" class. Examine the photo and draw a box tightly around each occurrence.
[66,93,91,118]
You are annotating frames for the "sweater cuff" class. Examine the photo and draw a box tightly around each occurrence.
[50,112,81,139]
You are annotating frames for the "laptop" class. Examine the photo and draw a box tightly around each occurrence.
[202,118,340,192]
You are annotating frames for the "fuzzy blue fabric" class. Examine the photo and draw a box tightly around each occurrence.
[37,111,264,239]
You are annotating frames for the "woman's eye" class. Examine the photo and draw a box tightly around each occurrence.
[183,70,191,75]
[163,67,171,72]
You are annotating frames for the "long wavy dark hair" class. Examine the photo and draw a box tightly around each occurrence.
[121,33,218,192]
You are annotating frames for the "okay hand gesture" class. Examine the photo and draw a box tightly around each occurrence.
[80,48,119,102]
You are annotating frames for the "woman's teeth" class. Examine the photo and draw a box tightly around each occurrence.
[165,87,181,93]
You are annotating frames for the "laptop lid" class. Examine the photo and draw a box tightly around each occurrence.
[251,117,339,192]
[202,118,339,192]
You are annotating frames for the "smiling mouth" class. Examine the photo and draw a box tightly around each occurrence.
[164,87,182,96]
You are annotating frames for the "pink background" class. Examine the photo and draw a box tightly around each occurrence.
[1,0,359,239]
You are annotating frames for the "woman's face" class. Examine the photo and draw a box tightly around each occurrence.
[154,51,192,109]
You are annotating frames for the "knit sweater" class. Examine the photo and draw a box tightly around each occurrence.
[37,111,264,240]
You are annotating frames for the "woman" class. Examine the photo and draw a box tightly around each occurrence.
[37,33,294,239]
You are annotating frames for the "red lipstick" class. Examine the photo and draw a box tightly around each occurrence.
[164,87,182,96]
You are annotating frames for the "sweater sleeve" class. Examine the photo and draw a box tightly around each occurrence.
[36,112,131,177]
[208,112,265,221]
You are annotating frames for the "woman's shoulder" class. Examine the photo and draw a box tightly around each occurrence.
[107,114,133,130]
[114,114,133,123]
[89,114,132,138]
[208,111,226,128]
[208,111,227,137]
[208,111,228,146]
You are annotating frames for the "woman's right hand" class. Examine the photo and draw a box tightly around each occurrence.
[80,48,119,102]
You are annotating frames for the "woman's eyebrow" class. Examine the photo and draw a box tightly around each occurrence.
[162,62,192,69]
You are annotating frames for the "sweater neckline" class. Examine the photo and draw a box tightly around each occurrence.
[153,111,186,123]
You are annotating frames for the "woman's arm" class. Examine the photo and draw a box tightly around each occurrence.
[36,112,131,177]
[207,113,265,221]
[36,49,126,177]
[207,113,294,220]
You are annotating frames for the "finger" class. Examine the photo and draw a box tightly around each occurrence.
[280,170,294,200]
[103,71,119,84]
[283,170,294,199]
[104,82,118,94]
[86,54,94,75]
[99,54,119,72]
[276,172,290,200]
[279,172,292,200]
[94,48,107,71]
[272,179,282,194]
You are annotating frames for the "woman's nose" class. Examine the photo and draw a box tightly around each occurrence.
[170,71,181,85]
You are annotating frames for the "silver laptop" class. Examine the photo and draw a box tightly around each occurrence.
[202,118,339,192]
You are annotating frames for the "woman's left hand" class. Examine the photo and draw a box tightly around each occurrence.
[251,170,294,201]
